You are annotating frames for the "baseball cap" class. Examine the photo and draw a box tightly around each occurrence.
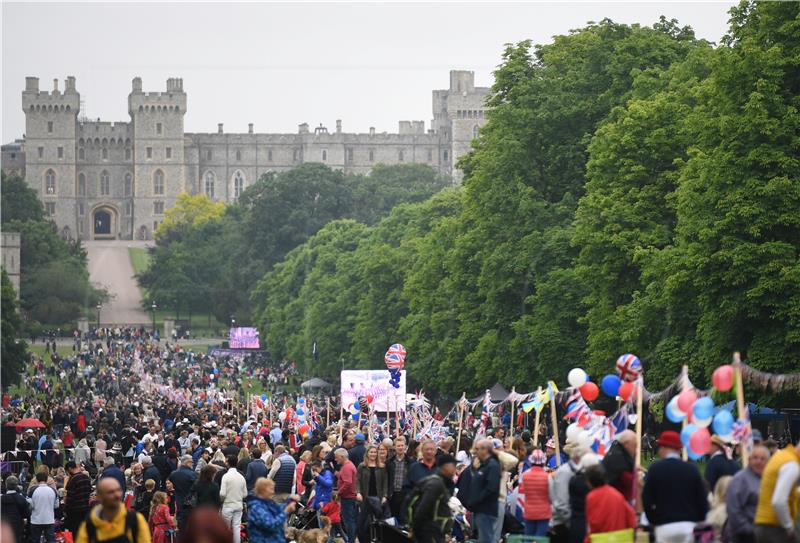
[355,433,365,442]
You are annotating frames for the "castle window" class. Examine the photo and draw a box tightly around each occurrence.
[322,150,327,161]
[79,148,85,160]
[48,121,53,133]
[166,147,172,159]
[58,147,64,159]
[156,122,162,135]
[38,147,44,159]
[78,203,84,216]
[124,202,132,216]
[206,149,213,161]
[154,201,164,215]
[347,148,353,162]
[236,150,242,161]
[268,149,273,162]
[45,169,56,194]
[146,147,153,159]
[124,173,133,196]
[443,150,449,161]
[125,148,131,160]
[204,171,215,198]
[233,171,245,199]
[369,150,374,162]
[292,149,299,162]
[100,171,110,196]
[398,150,404,162]
[78,173,86,196]
[102,147,108,160]
[427,149,433,161]
[473,125,480,139]
[45,202,55,215]
[153,170,165,195]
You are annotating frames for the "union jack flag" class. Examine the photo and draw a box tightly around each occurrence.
[476,389,491,438]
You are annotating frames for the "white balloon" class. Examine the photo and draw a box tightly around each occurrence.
[568,368,588,389]
[694,415,712,428]
[278,412,287,421]
[577,430,593,448]
[628,414,638,425]
[566,423,582,442]
[668,395,686,416]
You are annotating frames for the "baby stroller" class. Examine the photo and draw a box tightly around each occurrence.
[288,503,319,531]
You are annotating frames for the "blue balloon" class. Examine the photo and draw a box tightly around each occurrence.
[296,408,304,416]
[298,398,305,404]
[693,397,714,420]
[665,402,686,423]
[712,410,734,435]
[351,413,359,421]
[213,368,219,374]
[687,448,705,461]
[261,394,267,401]
[681,423,697,447]
[198,400,203,407]
[354,401,360,410]
[601,375,622,397]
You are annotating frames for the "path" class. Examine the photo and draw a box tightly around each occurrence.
[85,240,151,325]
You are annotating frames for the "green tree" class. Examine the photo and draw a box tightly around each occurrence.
[1,269,28,389]
[1,172,44,224]
[155,192,226,243]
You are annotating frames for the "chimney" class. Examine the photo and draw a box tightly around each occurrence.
[25,77,39,92]
[248,123,254,134]
[65,76,76,93]
[53,78,59,92]
[336,119,342,134]
[132,77,142,92]
[369,127,375,136]
[218,123,223,134]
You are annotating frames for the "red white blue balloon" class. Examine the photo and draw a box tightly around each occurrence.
[615,354,642,382]
[385,343,406,389]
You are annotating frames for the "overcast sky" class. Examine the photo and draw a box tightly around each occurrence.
[2,1,736,142]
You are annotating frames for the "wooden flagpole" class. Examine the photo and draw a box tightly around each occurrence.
[455,393,465,453]
[339,401,344,442]
[635,378,643,470]
[395,393,400,438]
[509,387,516,437]
[549,390,562,467]
[734,352,749,466]
[533,386,542,447]
[326,397,330,429]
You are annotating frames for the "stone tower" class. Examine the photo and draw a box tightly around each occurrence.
[128,77,187,240]
[21,76,80,238]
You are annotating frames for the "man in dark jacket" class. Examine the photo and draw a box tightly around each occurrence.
[1,475,30,543]
[387,436,415,523]
[141,456,162,490]
[348,433,367,467]
[64,461,93,533]
[602,430,636,501]
[466,439,501,543]
[643,431,709,542]
[169,454,199,530]
[704,435,740,492]
[245,449,269,492]
[411,454,457,543]
[99,457,127,494]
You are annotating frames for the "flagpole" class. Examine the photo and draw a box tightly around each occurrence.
[326,397,330,429]
[533,386,542,447]
[549,390,562,467]
[339,400,344,443]
[509,386,516,438]
[455,393,465,454]
[734,352,749,466]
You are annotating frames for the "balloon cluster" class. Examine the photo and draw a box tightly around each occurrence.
[664,364,737,459]
[350,394,374,421]
[296,397,306,430]
[599,354,642,401]
[384,343,406,389]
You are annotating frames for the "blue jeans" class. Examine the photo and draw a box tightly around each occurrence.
[525,519,550,536]
[340,498,359,543]
[30,524,55,543]
[473,512,498,543]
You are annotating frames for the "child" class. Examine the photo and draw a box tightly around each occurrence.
[321,494,343,542]
[149,491,175,543]
[136,479,157,520]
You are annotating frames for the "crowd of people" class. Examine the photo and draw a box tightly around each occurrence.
[2,330,799,543]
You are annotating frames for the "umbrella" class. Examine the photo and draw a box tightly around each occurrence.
[15,418,46,432]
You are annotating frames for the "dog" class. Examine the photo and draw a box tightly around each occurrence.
[286,515,332,543]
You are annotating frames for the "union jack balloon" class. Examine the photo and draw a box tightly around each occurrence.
[384,352,405,370]
[615,354,642,383]
[387,343,407,359]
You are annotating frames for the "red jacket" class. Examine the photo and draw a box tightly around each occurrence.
[585,485,636,542]
[520,466,551,521]
[321,501,341,524]
[336,460,357,499]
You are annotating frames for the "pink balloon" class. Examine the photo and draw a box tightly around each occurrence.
[689,427,711,455]
[677,389,697,413]
[712,365,734,392]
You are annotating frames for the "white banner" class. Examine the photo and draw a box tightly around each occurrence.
[341,370,406,412]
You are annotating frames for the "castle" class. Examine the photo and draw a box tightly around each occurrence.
[1,70,489,240]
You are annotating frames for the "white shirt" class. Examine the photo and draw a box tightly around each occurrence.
[772,460,800,530]
[29,484,59,525]
[220,467,247,510]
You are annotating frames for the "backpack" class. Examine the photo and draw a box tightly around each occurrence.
[404,474,439,529]
[84,509,139,543]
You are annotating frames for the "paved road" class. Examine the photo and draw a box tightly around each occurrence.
[85,240,151,325]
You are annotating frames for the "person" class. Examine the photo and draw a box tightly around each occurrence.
[148,491,174,543]
[321,494,344,542]
[349,434,367,468]
[246,449,269,494]
[387,435,414,523]
[726,445,770,543]
[75,477,151,543]
[549,440,587,543]
[167,454,198,532]
[269,423,283,448]
[193,464,222,508]
[310,460,334,526]
[408,440,437,489]
[135,479,157,521]
[100,457,127,494]
[493,439,521,543]
[30,471,60,543]
[601,430,636,502]
[75,438,92,466]
[707,475,732,540]
[246,477,296,543]
[220,455,248,543]
[519,449,551,536]
[356,445,389,543]
[1,476,30,543]
[409,454,457,543]
[64,460,93,534]
[546,438,567,471]
[464,438,501,543]
[334,448,358,543]
[642,431,709,543]
[177,506,234,543]
[754,437,800,543]
[267,445,296,504]
[569,453,600,543]
[585,464,636,540]
[705,435,740,492]
[295,450,312,498]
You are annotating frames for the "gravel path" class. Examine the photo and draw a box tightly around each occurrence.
[85,241,151,325]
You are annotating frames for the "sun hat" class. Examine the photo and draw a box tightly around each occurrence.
[656,430,682,450]
[528,449,547,466]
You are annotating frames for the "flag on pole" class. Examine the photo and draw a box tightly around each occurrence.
[476,389,491,438]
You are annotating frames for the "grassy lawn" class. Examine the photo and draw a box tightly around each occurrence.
[128,247,150,276]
